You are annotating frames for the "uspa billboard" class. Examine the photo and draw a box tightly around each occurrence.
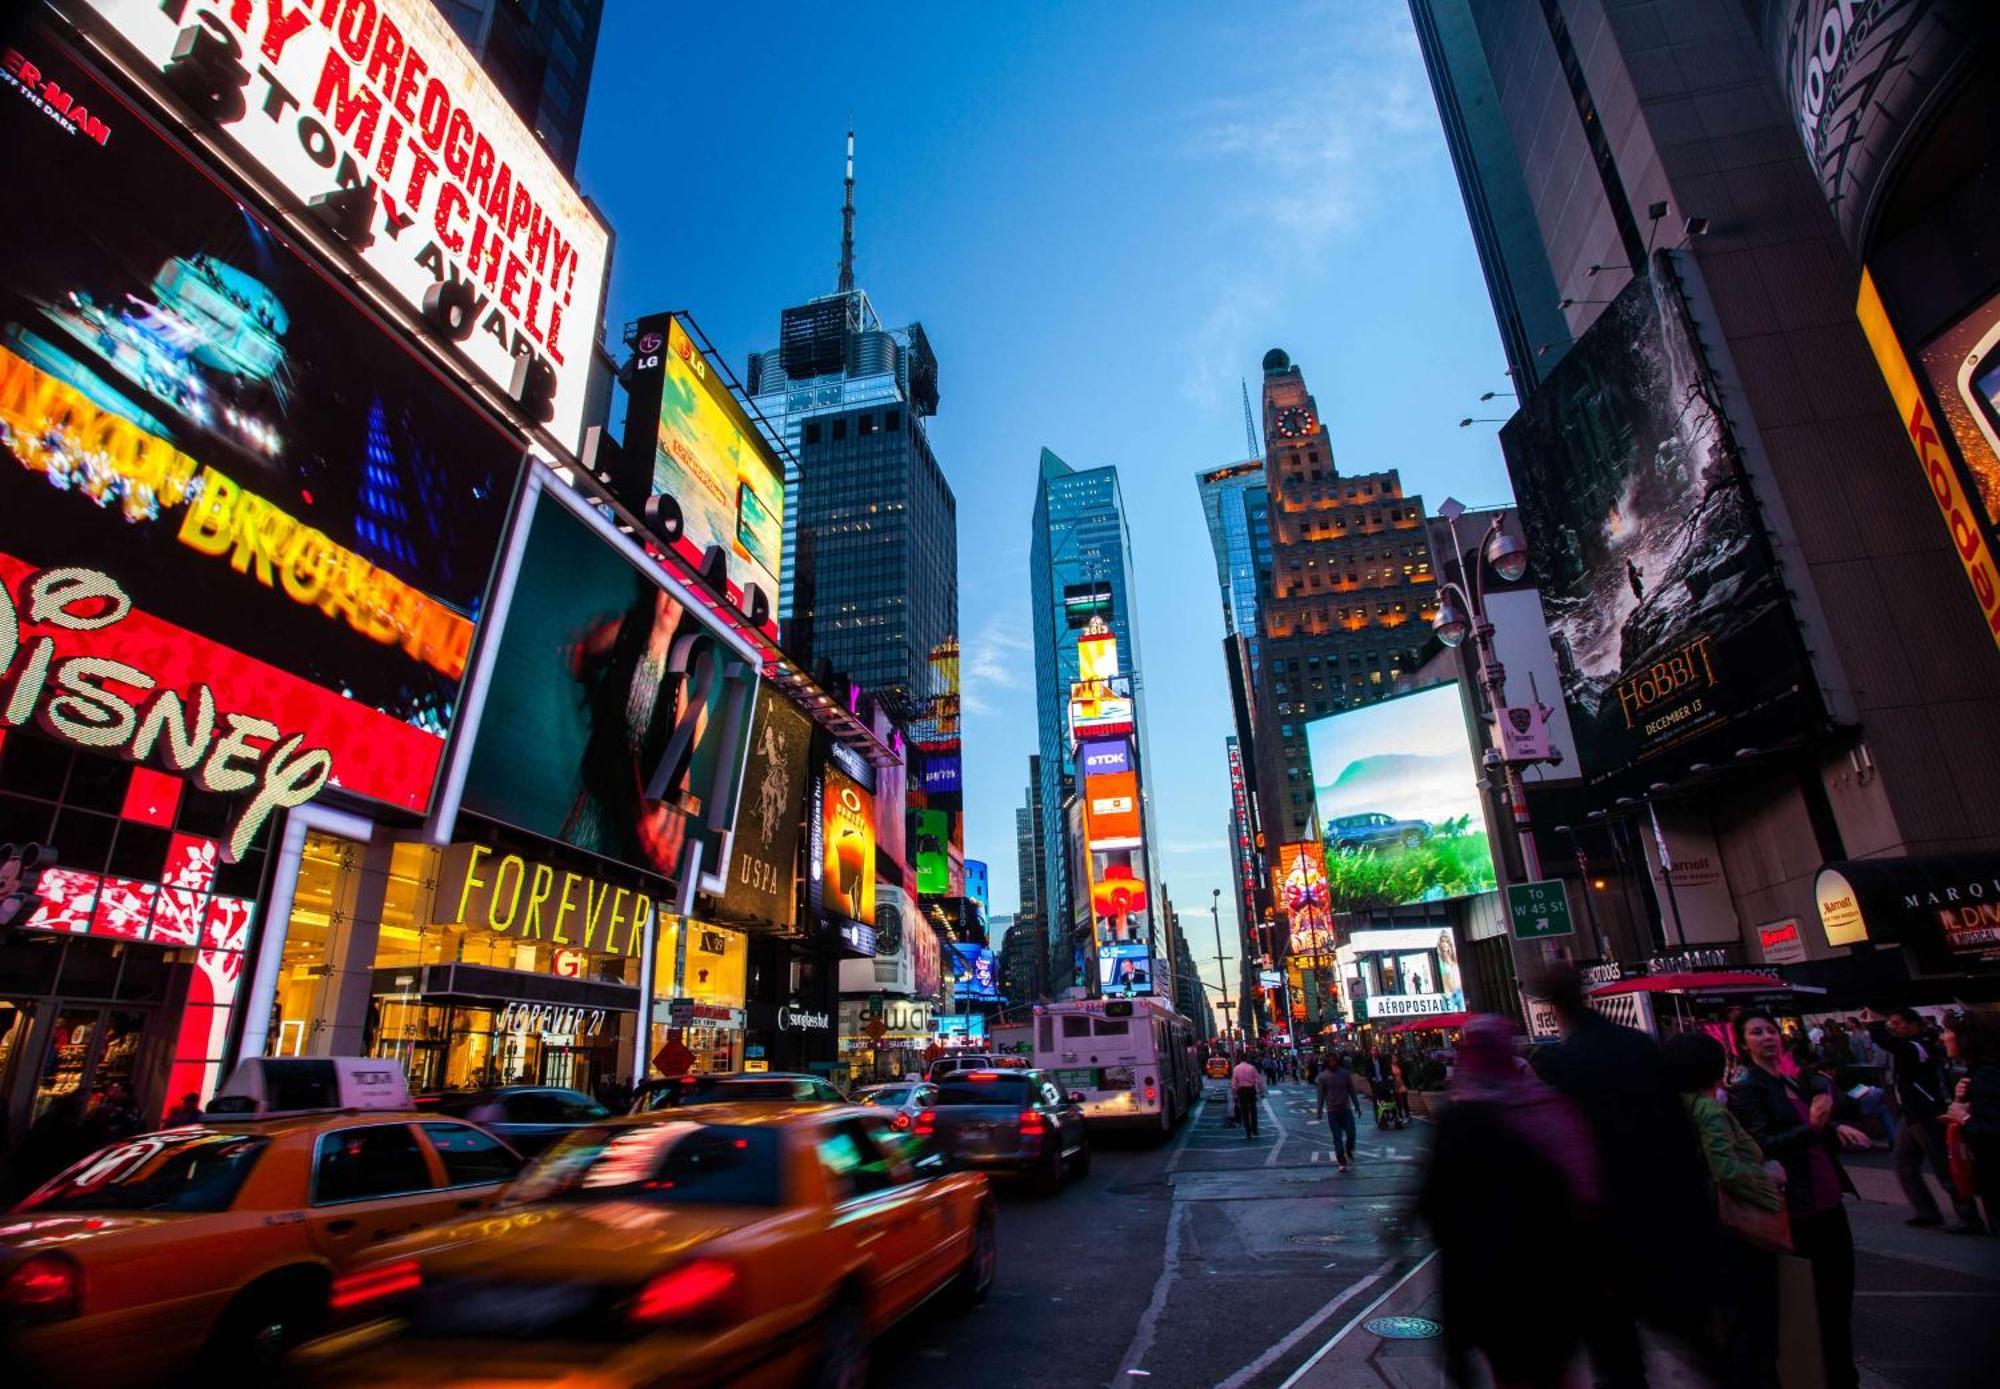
[457,480,759,895]
[1306,684,1496,911]
[1501,260,1818,787]
[72,0,609,449]
[0,19,520,842]
[622,314,785,628]
[716,685,812,931]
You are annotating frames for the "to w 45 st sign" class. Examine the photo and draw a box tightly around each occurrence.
[1507,879,1575,941]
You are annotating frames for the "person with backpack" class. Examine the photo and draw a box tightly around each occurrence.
[1868,1007,1986,1233]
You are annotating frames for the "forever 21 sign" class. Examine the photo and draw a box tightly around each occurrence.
[79,0,608,448]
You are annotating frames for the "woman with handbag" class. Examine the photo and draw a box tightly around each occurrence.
[1665,1031,1783,1389]
[1727,1008,1873,1389]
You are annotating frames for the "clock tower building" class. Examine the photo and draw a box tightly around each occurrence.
[1253,348,1439,847]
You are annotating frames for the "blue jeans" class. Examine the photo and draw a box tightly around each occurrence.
[1328,1107,1356,1163]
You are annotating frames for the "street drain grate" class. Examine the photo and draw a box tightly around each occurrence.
[1364,1316,1441,1340]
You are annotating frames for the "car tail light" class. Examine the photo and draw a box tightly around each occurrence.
[2,1254,81,1323]
[630,1258,739,1326]
[330,1259,422,1311]
[892,1111,911,1130]
[913,1109,935,1138]
[1018,1109,1045,1137]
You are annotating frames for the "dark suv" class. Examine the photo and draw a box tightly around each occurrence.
[924,1068,1089,1193]
[1328,812,1431,852]
[629,1072,846,1113]
[419,1086,611,1156]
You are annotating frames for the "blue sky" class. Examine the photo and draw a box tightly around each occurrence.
[576,0,1515,1004]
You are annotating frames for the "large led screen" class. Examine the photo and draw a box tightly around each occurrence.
[1501,260,1816,786]
[623,314,785,622]
[817,768,876,928]
[1278,843,1335,957]
[948,943,998,1002]
[913,808,949,896]
[459,492,754,889]
[0,20,518,829]
[1098,941,1153,997]
[1306,684,1495,910]
[717,685,811,931]
[1920,285,2000,576]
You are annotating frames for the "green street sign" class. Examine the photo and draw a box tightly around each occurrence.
[1507,879,1575,941]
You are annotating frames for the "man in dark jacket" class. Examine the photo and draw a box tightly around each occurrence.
[1870,1007,1985,1232]
[1530,967,1720,1389]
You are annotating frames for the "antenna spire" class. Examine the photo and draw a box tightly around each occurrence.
[1242,378,1262,459]
[837,126,856,294]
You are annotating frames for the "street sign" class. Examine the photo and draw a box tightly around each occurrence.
[1506,879,1576,941]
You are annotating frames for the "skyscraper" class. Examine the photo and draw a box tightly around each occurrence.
[1030,449,1154,990]
[749,136,951,719]
[1254,349,1436,844]
[434,0,603,176]
[1016,755,1044,924]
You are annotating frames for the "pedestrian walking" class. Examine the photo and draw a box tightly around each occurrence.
[1364,1050,1391,1124]
[1531,966,1721,1389]
[1316,1052,1364,1171]
[1867,1007,1986,1233]
[1418,1015,1601,1389]
[1665,1030,1783,1389]
[1728,1007,1872,1389]
[1231,1055,1266,1139]
[1943,1010,2000,1233]
[1389,1054,1411,1122]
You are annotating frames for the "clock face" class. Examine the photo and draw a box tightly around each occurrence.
[1275,405,1316,438]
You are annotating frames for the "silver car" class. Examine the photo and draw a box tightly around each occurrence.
[1329,811,1431,852]
[855,1080,940,1133]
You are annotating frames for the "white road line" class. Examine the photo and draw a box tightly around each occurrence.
[1166,1096,1207,1174]
[1114,1197,1189,1381]
[1272,1251,1439,1389]
[1263,1093,1289,1167]
[1213,1260,1395,1389]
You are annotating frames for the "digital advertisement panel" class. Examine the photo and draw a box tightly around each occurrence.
[623,313,785,623]
[1306,684,1496,911]
[1500,260,1816,787]
[1088,848,1150,947]
[1085,772,1142,850]
[913,808,950,896]
[717,685,811,931]
[75,0,610,449]
[818,768,877,928]
[0,23,519,832]
[1919,286,2000,572]
[1098,941,1153,997]
[1069,679,1136,742]
[459,491,755,889]
[1339,927,1466,1020]
[1278,842,1336,957]
[948,943,998,1002]
[1078,626,1119,682]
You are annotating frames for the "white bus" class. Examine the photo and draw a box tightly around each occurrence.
[1026,998,1200,1137]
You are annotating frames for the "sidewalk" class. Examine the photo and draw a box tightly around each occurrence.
[1292,1171,2000,1389]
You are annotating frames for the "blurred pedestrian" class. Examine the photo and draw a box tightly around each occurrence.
[1363,1050,1391,1123]
[1316,1053,1364,1172]
[1419,1015,1600,1389]
[1867,1006,1984,1233]
[1729,1007,1872,1389]
[1231,1055,1265,1139]
[13,1094,90,1199]
[1943,1010,2000,1233]
[1389,1053,1411,1121]
[1531,966,1720,1389]
[1665,1031,1782,1389]
[164,1092,204,1127]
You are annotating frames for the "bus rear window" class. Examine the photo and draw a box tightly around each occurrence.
[1093,1019,1131,1036]
[1061,1016,1090,1038]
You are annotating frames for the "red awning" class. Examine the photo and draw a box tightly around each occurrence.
[1590,972,1796,997]
[1381,1012,1470,1034]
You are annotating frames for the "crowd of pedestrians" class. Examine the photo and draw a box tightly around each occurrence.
[1413,969,1998,1389]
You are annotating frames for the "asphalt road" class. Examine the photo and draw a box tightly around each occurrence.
[873,1079,1433,1389]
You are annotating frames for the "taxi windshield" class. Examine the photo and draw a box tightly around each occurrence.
[19,1132,270,1214]
[509,1123,783,1206]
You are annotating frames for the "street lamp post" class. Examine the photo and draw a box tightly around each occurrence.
[1209,888,1234,1040]
[1431,499,1566,958]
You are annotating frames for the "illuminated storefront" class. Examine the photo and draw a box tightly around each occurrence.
[652,917,749,1076]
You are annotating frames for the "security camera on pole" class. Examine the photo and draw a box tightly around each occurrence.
[1430,499,1570,962]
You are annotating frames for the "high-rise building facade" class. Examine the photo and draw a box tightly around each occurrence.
[435,0,603,175]
[1254,350,1437,844]
[1030,449,1155,989]
[1407,0,2000,995]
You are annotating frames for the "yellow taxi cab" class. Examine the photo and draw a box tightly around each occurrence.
[1,1060,521,1387]
[1205,1055,1231,1080]
[296,1101,998,1389]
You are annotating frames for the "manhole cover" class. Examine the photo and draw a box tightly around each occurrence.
[1364,1315,1441,1340]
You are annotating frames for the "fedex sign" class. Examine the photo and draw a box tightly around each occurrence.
[1079,740,1130,777]
[78,0,608,450]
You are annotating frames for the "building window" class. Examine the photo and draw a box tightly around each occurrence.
[886,409,902,431]
[832,418,847,441]
[804,422,821,444]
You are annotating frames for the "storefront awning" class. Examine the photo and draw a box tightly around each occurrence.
[1380,1012,1470,1034]
[1816,855,2000,974]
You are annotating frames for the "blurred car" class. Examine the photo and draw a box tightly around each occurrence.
[629,1072,845,1114]
[854,1081,939,1133]
[0,1104,520,1386]
[923,1053,1028,1083]
[294,1102,997,1388]
[418,1087,612,1157]
[1204,1056,1232,1080]
[924,1069,1088,1193]
[1328,811,1431,852]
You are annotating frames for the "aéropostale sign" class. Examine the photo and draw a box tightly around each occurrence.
[74,0,608,450]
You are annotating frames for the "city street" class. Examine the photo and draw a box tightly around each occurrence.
[878,1083,2000,1389]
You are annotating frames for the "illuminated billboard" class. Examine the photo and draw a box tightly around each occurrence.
[1068,680,1136,743]
[965,860,989,917]
[623,314,785,625]
[717,685,812,931]
[913,808,950,896]
[0,27,521,842]
[1305,684,1495,910]
[1500,260,1818,785]
[1078,740,1131,778]
[1088,850,1149,947]
[818,768,877,928]
[1078,625,1119,683]
[1278,843,1335,956]
[1338,926,1466,1021]
[1098,941,1153,997]
[74,0,610,449]
[1085,772,1142,850]
[948,943,998,1002]
[458,485,758,894]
